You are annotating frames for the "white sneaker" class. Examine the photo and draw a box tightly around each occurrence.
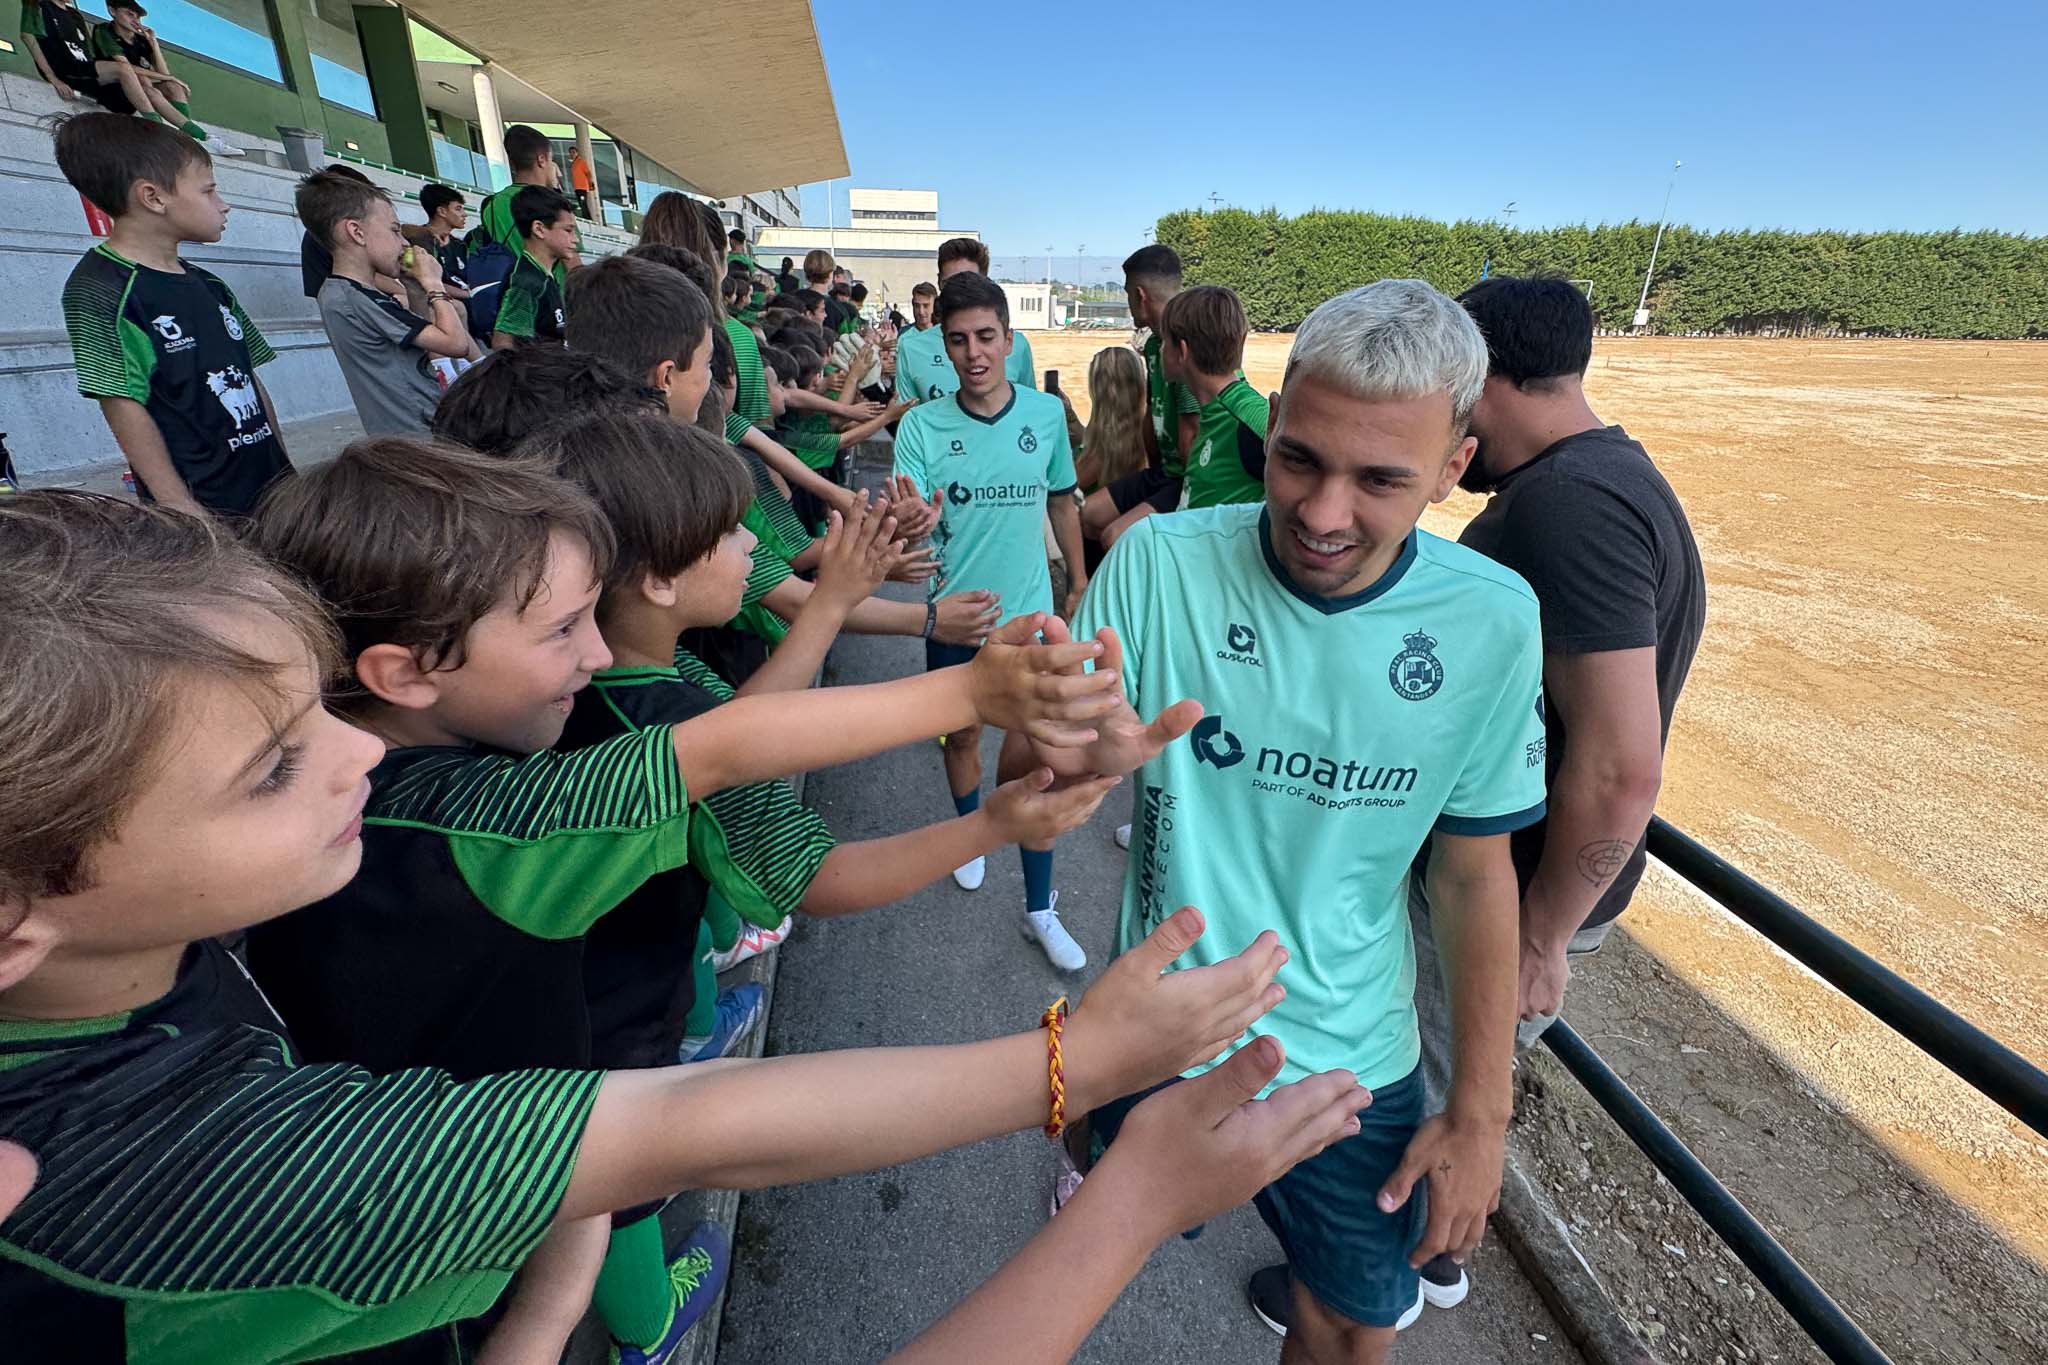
[1395,1283,1426,1331]
[1419,1259,1470,1309]
[952,855,986,891]
[1113,823,1132,850]
[1023,891,1086,971]
[200,130,246,158]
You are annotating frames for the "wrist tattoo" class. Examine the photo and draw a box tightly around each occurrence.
[1576,839,1634,887]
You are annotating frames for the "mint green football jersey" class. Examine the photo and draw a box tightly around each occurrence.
[892,385,1076,628]
[894,323,1037,403]
[1071,503,1547,1092]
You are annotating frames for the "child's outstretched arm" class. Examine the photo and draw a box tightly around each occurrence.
[669,614,1116,796]
[737,496,897,698]
[888,1039,1370,1364]
[800,768,1117,916]
[557,907,1286,1212]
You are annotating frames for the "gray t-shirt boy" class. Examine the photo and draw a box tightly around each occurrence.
[316,275,443,435]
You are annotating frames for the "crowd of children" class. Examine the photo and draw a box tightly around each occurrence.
[8,97,1706,1365]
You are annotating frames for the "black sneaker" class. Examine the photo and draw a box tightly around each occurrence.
[1419,1252,1470,1309]
[1248,1263,1291,1336]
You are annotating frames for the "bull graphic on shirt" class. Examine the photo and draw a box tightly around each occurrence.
[207,367,262,426]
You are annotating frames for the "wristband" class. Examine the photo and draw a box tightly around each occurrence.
[426,291,449,303]
[1040,996,1069,1140]
[922,600,937,640]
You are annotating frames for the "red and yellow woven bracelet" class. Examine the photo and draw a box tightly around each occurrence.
[1041,995,1069,1139]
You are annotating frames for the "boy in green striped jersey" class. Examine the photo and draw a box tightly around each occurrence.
[1159,284,1270,510]
[0,489,1341,1365]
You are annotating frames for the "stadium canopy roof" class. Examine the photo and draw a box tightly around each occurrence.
[397,0,848,197]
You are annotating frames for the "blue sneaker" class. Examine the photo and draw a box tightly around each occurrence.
[609,1221,731,1365]
[677,983,766,1063]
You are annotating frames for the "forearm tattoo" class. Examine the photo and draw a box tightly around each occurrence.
[1576,839,1634,887]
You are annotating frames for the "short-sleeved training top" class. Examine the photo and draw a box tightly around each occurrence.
[245,727,692,1082]
[740,445,814,560]
[433,233,469,289]
[493,252,565,342]
[893,385,1076,628]
[1142,331,1201,476]
[476,185,584,257]
[775,410,839,472]
[735,502,793,646]
[62,245,289,519]
[892,322,1036,402]
[723,317,770,444]
[1178,377,1270,510]
[1071,504,1548,1092]
[0,939,601,1364]
[87,18,150,67]
[317,274,441,435]
[559,652,837,1067]
[22,1,97,86]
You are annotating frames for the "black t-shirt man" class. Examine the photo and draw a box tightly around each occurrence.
[1458,424,1706,928]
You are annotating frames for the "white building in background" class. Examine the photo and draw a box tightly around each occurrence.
[997,280,1065,331]
[752,187,979,312]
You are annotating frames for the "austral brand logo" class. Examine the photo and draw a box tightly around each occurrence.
[946,479,1040,510]
[218,304,244,341]
[1216,621,1262,668]
[947,438,966,457]
[1192,714,1417,812]
[1017,424,1038,454]
[1388,629,1445,701]
[1190,716,1245,769]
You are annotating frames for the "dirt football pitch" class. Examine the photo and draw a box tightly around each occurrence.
[1025,329,2048,1357]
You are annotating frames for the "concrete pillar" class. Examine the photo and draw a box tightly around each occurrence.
[573,120,599,222]
[472,65,507,189]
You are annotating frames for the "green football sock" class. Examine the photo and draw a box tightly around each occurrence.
[171,99,191,115]
[592,1214,675,1348]
[684,921,717,1038]
[180,120,208,140]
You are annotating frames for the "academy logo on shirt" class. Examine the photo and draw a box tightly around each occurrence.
[1388,629,1444,701]
[1217,621,1262,667]
[1190,715,1245,769]
[1018,425,1038,454]
[152,314,195,353]
[218,304,244,341]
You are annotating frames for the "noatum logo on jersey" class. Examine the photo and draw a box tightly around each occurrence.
[1388,630,1445,701]
[1191,714,1417,812]
[944,479,1040,510]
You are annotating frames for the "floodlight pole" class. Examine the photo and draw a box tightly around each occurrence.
[1635,160,1681,326]
[1045,246,1053,286]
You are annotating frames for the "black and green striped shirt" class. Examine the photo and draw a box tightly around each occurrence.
[555,653,835,1069]
[245,727,690,1080]
[0,941,601,1363]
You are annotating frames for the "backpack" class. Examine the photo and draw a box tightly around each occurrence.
[462,235,517,343]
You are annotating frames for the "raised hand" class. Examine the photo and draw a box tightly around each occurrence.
[1097,1038,1371,1240]
[1028,618,1202,774]
[931,590,999,644]
[1062,906,1289,1109]
[985,766,1122,846]
[964,612,1122,744]
[814,494,899,607]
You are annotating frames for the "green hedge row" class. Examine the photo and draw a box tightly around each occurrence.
[1153,208,2048,338]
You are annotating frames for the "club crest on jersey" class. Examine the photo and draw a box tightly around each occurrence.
[151,314,185,342]
[1196,438,1214,467]
[1017,425,1038,454]
[1389,630,1444,701]
[218,304,244,341]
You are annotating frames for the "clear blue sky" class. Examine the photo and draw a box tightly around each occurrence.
[793,0,2044,260]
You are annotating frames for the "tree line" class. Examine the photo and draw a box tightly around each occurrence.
[1153,207,2048,338]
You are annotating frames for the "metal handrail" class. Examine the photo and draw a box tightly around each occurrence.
[1542,1021,1891,1364]
[1645,816,2048,1138]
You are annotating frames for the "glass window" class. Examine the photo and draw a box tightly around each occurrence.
[303,0,375,115]
[133,0,285,84]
